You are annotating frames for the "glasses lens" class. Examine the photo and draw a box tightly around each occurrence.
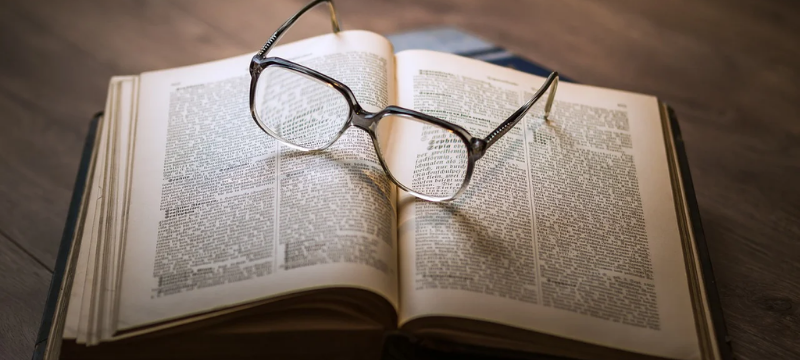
[254,65,350,150]
[375,115,469,200]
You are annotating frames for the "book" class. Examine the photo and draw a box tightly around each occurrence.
[36,29,730,360]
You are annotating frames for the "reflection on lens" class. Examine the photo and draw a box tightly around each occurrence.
[254,66,350,150]
[376,115,469,199]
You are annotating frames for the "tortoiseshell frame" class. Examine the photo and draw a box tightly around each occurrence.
[249,0,559,202]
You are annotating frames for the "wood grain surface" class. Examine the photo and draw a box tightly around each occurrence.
[0,1,797,359]
[0,233,52,360]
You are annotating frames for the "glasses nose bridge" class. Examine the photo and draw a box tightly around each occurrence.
[350,109,379,133]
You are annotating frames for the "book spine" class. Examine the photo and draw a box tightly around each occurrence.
[32,113,102,360]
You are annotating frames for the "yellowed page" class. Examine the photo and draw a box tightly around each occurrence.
[393,50,700,360]
[117,30,398,332]
[74,77,119,344]
[63,76,138,343]
[62,85,110,341]
[94,76,138,343]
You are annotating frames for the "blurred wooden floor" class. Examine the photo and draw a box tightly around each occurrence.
[1,0,798,359]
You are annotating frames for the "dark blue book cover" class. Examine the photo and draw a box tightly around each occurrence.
[387,27,572,82]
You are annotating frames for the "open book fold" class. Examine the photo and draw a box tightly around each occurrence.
[45,30,724,360]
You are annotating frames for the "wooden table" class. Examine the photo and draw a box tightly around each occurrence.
[1,1,797,359]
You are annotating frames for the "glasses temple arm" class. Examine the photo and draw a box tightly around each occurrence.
[256,0,341,58]
[483,72,559,149]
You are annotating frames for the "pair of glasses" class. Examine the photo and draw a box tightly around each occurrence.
[249,0,559,202]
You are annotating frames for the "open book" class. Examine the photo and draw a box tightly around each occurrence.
[43,30,725,360]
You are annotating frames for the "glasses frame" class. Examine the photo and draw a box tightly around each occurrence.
[249,0,559,202]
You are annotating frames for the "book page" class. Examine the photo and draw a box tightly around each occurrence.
[62,78,117,342]
[67,76,140,345]
[97,75,139,343]
[392,50,701,360]
[116,30,398,331]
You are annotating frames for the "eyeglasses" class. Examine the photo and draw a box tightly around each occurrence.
[249,0,559,202]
